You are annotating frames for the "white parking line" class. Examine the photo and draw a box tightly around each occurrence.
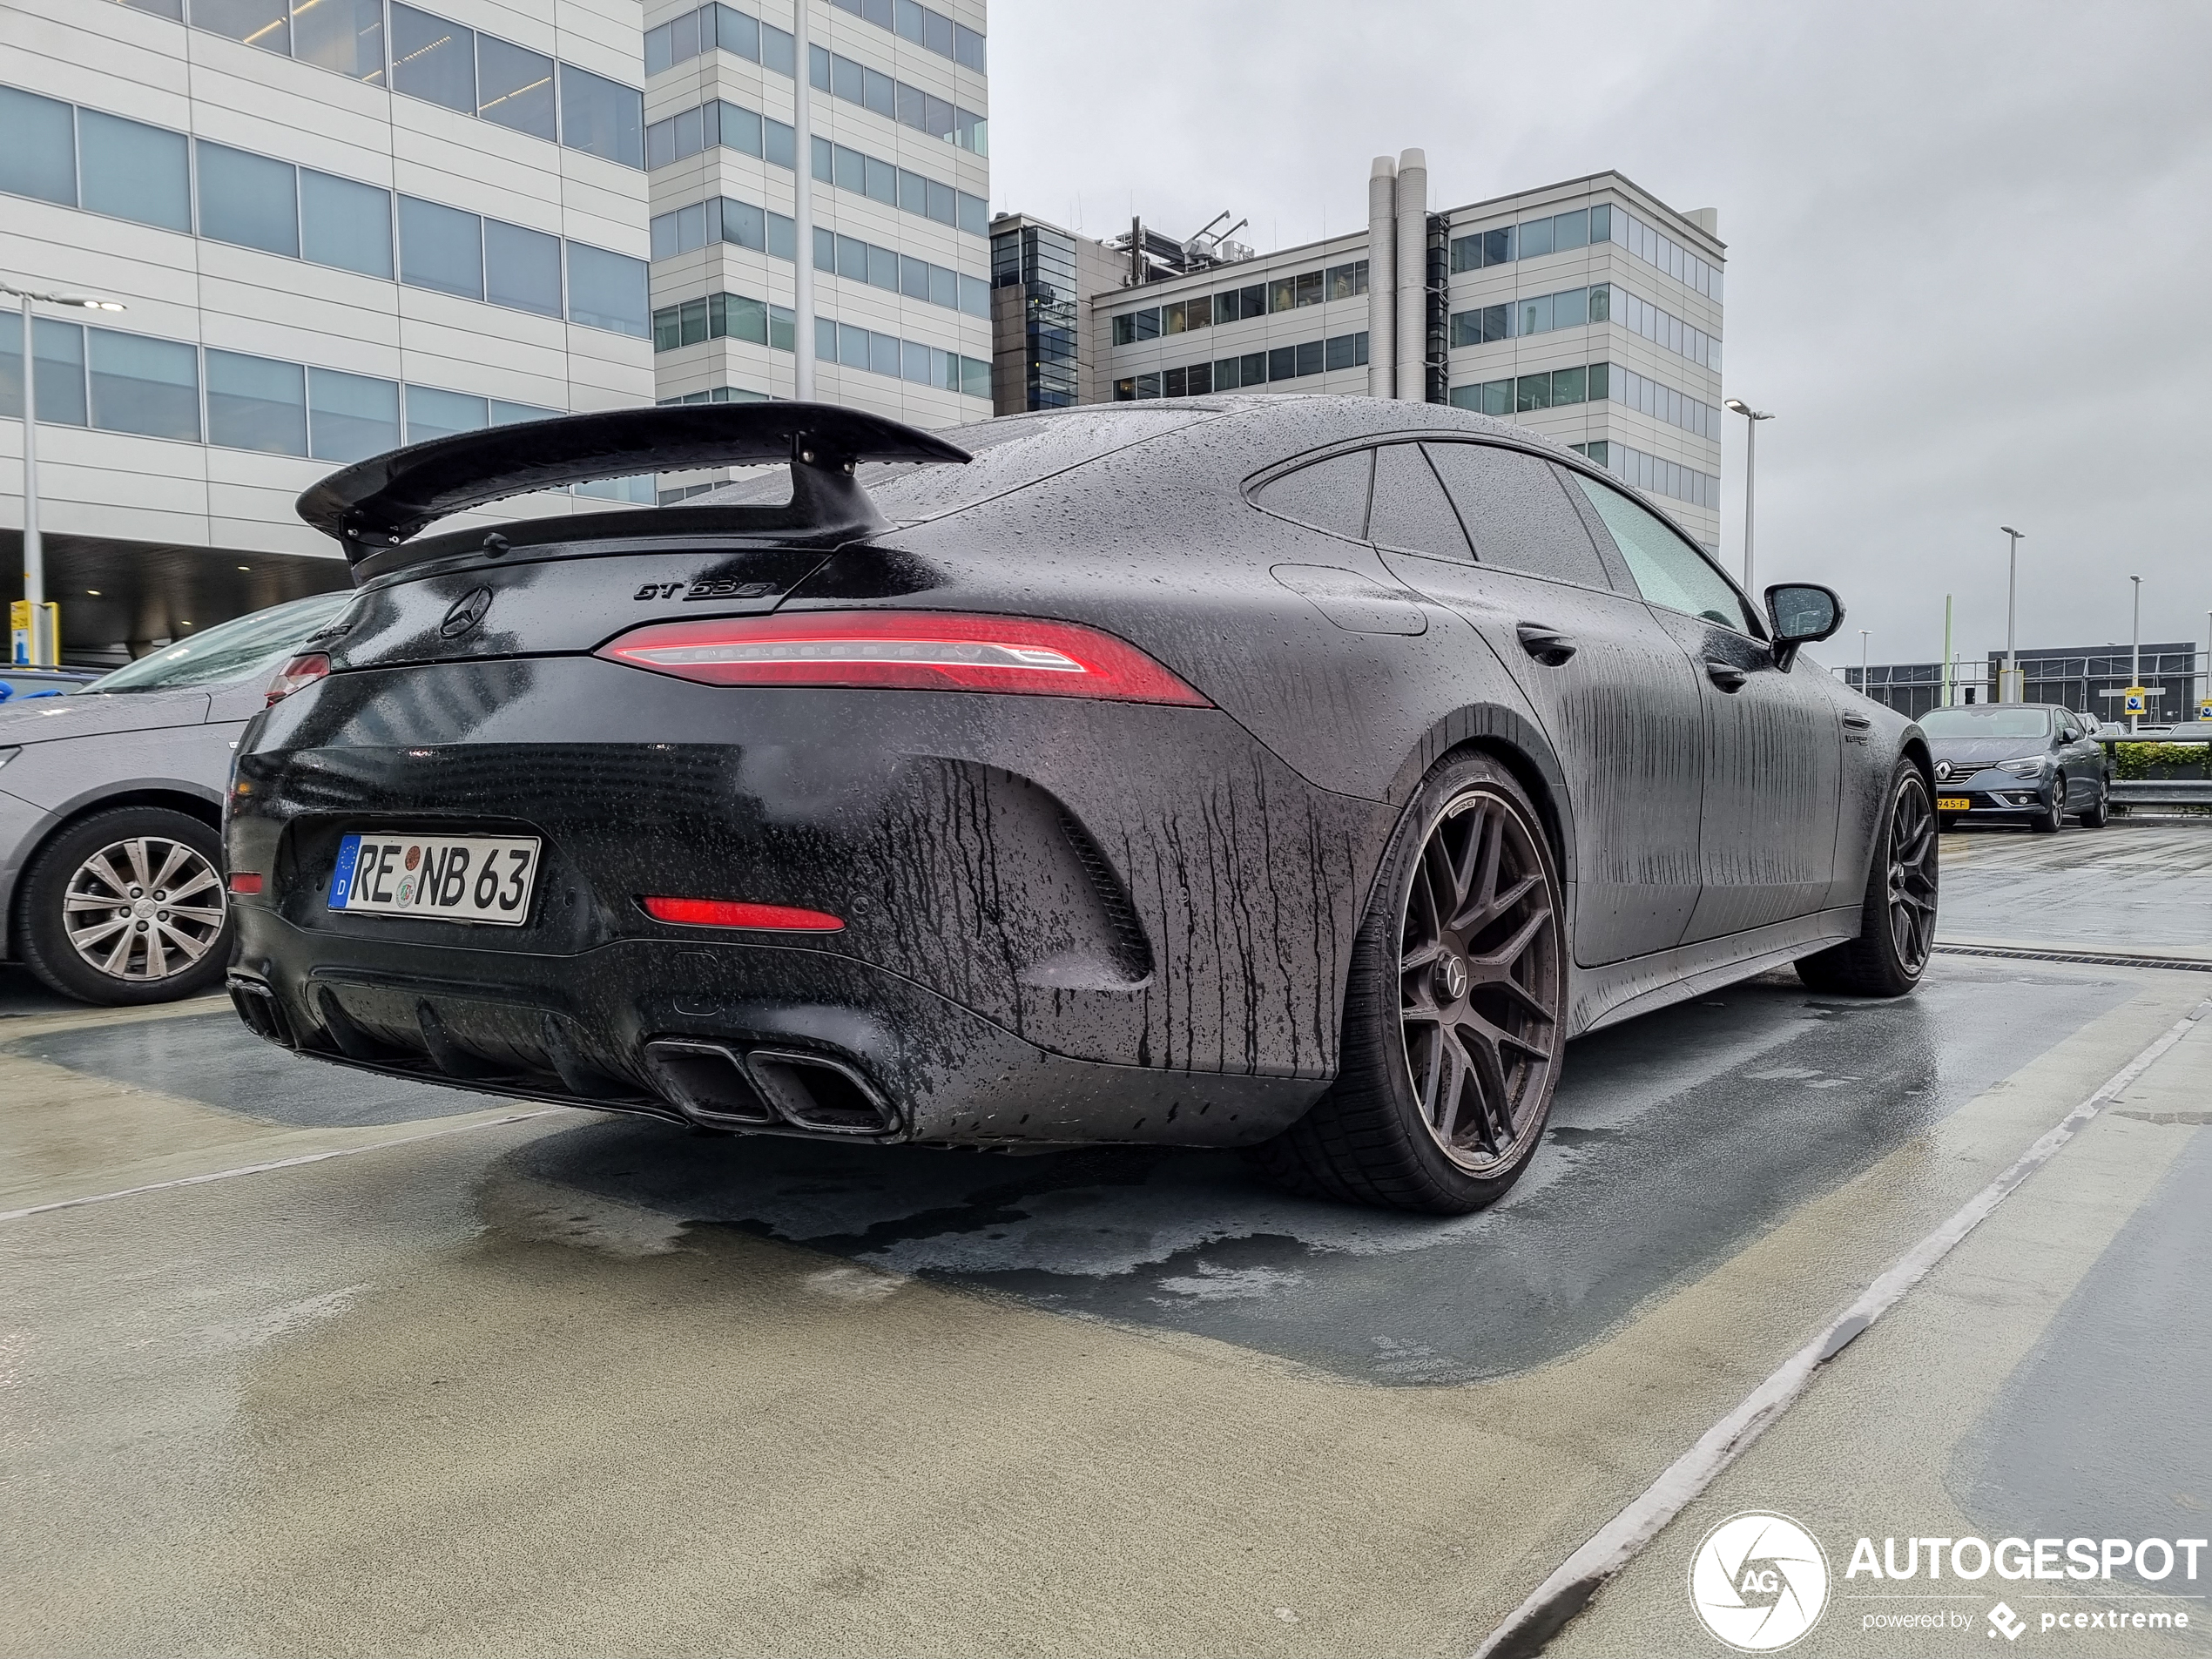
[0,1109,564,1224]
[1470,995,2212,1659]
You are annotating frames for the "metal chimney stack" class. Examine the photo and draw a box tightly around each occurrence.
[1367,155,1398,399]
[1393,148,1427,401]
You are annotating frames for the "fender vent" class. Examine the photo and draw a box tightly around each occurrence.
[1059,811,1153,980]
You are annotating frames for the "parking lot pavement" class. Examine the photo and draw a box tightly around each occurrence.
[1938,817,2212,961]
[3,825,2208,1656]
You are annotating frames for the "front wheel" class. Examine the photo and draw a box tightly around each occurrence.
[2032,781,2064,833]
[1253,752,1566,1214]
[1796,762,1937,997]
[2080,782,2109,828]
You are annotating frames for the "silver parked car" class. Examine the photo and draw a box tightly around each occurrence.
[0,593,349,1005]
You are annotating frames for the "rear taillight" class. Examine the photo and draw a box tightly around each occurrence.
[265,652,330,707]
[641,897,844,931]
[594,611,1211,705]
[227,872,264,895]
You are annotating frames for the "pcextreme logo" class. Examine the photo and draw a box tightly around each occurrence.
[1689,1512,1832,1651]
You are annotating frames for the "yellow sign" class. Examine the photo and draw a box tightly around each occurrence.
[2122,688,2148,716]
[9,599,59,669]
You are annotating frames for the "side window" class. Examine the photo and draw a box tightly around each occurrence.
[1254,448,1372,540]
[1567,473,1757,633]
[1367,442,1470,559]
[1423,442,1611,589]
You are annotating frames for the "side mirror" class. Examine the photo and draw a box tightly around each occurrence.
[1764,583,1844,671]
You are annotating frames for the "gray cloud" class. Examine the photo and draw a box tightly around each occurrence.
[988,0,2212,669]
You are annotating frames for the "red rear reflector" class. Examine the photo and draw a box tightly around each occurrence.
[265,652,330,707]
[641,897,845,931]
[227,872,265,895]
[595,611,1211,705]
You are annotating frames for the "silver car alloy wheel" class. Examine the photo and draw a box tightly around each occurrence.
[62,836,228,981]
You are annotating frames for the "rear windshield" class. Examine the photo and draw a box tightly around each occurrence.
[694,407,1219,523]
[1919,707,2052,738]
[82,592,350,693]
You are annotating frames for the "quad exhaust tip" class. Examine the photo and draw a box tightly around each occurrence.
[642,1039,895,1136]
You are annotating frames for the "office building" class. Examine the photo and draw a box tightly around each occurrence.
[993,158,1726,553]
[2,0,657,659]
[645,0,992,464]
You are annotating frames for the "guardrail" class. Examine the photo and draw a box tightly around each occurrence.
[2094,731,2210,813]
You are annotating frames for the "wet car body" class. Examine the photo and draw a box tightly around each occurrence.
[1924,703,2106,829]
[226,398,1925,1172]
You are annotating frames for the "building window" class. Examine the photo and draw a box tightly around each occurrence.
[558,64,644,168]
[206,349,307,455]
[565,241,650,337]
[88,328,200,442]
[0,319,91,424]
[398,194,484,299]
[483,219,563,316]
[78,109,190,233]
[191,0,292,56]
[300,169,393,277]
[307,366,400,462]
[0,86,77,206]
[389,3,475,112]
[476,35,556,140]
[807,44,987,155]
[196,140,299,257]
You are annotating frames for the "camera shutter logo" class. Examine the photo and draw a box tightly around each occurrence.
[1687,1512,1830,1651]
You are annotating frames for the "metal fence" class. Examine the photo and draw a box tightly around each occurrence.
[1841,643,2206,724]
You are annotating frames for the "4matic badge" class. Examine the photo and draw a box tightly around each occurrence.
[1689,1512,1831,1651]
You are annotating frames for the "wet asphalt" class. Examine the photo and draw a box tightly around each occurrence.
[3,818,2207,1656]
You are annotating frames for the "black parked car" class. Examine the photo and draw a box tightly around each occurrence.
[1922,703,2107,832]
[225,400,1932,1214]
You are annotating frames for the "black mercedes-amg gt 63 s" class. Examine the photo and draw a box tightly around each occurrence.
[225,397,1934,1214]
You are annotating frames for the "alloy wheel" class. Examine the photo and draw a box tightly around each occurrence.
[1885,776,1938,973]
[62,836,228,982]
[1397,788,1562,1176]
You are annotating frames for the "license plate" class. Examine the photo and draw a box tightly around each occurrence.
[329,833,540,925]
[1937,796,1972,812]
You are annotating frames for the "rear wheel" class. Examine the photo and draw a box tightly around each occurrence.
[1796,762,1936,997]
[14,806,232,1006]
[1253,752,1565,1214]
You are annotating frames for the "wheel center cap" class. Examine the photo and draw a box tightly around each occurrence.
[132,899,158,920]
[1434,951,1470,1001]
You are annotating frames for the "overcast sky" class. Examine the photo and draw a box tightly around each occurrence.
[987,1,2212,669]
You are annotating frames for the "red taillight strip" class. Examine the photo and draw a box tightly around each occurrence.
[641,897,845,931]
[595,611,1211,706]
[227,872,265,895]
[265,652,330,707]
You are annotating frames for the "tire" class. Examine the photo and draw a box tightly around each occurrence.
[2032,781,2064,833]
[1796,761,1937,997]
[1252,752,1566,1215]
[2080,783,2108,829]
[13,806,233,1006]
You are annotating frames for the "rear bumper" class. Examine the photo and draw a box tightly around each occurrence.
[225,655,1380,1145]
[227,914,1323,1147]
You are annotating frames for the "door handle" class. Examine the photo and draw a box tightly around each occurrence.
[1703,658,1749,691]
[1841,711,1872,729]
[1516,623,1578,665]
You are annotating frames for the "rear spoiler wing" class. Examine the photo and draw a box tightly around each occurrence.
[295,402,971,558]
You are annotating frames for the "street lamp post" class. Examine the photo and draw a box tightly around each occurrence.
[790,0,814,400]
[1724,398,1774,594]
[1999,525,2026,703]
[4,282,125,666]
[2129,574,2142,734]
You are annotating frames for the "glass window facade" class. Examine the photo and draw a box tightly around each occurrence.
[812,318,989,398]
[989,222,1079,410]
[646,97,796,172]
[1452,200,1722,301]
[558,64,643,168]
[804,134,988,237]
[0,85,77,206]
[829,0,985,70]
[388,2,475,111]
[87,328,201,441]
[651,289,796,354]
[1109,260,1361,346]
[565,241,651,337]
[1112,331,1367,398]
[0,318,91,425]
[806,226,986,317]
[475,33,556,139]
[300,169,394,276]
[307,366,401,461]
[807,44,986,155]
[1449,283,1716,370]
[205,348,307,455]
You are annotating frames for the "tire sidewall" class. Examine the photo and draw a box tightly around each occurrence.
[15,806,233,1006]
[1341,752,1566,1207]
[1873,764,1934,989]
